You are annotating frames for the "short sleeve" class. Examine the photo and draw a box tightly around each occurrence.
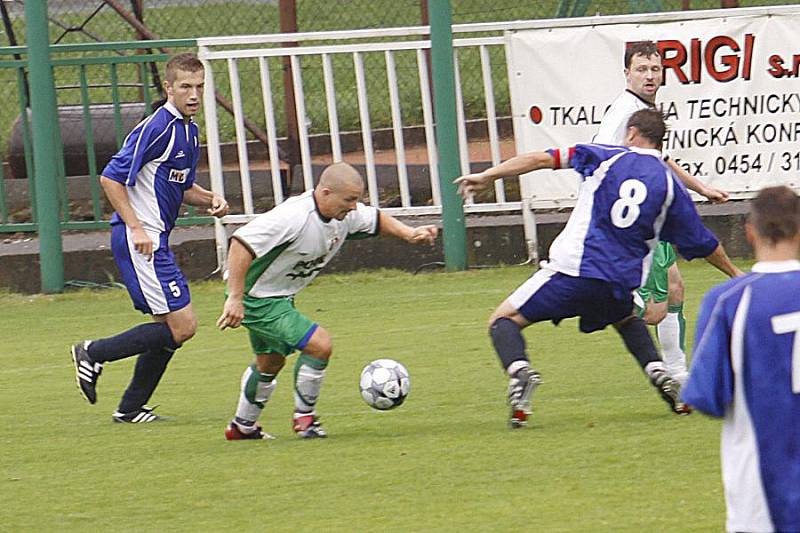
[569,143,626,178]
[681,285,736,417]
[233,212,300,258]
[344,203,379,240]
[101,114,171,186]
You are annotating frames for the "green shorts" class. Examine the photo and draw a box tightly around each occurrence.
[241,295,317,356]
[637,241,677,308]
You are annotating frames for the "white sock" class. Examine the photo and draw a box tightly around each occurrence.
[234,365,276,428]
[294,363,325,413]
[658,312,688,385]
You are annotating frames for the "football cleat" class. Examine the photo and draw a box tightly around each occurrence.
[293,412,327,439]
[224,422,275,441]
[650,370,692,415]
[112,405,164,423]
[507,367,543,428]
[71,341,103,404]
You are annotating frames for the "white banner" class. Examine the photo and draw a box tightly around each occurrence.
[506,9,800,207]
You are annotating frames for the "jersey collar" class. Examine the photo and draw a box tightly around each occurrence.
[752,259,800,273]
[163,101,193,122]
[625,89,656,108]
[311,190,332,223]
[627,146,662,158]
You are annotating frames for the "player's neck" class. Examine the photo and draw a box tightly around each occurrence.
[754,241,800,262]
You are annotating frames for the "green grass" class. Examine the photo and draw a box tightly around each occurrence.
[0,261,747,531]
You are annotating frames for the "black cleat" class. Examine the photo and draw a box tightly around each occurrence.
[651,370,691,415]
[507,367,543,428]
[71,341,102,404]
[112,405,164,423]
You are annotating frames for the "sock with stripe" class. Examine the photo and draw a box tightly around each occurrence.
[293,354,328,413]
[87,322,180,363]
[233,364,277,432]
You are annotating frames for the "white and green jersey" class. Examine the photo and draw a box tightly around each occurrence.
[232,190,379,298]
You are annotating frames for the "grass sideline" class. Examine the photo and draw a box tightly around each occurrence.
[0,262,745,531]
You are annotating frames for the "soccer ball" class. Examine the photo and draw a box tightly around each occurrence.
[359,359,411,411]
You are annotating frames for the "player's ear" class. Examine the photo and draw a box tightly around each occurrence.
[744,221,756,248]
[624,126,637,146]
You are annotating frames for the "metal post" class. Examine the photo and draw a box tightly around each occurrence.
[429,1,466,271]
[25,0,64,293]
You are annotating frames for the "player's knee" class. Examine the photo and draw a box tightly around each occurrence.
[255,354,285,374]
[169,316,197,344]
[643,303,667,325]
[306,326,333,360]
[668,266,685,302]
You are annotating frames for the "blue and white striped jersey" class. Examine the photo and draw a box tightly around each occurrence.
[544,143,718,291]
[682,261,800,533]
[102,102,199,237]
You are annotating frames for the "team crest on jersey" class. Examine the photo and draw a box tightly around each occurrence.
[328,236,340,249]
[168,168,188,183]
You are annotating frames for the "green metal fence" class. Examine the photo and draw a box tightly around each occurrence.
[0,38,215,233]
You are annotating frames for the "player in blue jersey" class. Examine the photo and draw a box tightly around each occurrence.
[682,186,800,533]
[70,53,229,423]
[455,108,740,428]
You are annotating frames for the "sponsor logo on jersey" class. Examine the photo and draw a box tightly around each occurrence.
[168,168,188,183]
[175,150,186,159]
[288,256,326,279]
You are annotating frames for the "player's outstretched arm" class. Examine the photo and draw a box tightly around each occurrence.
[703,243,744,278]
[667,159,729,203]
[378,211,438,245]
[100,176,153,259]
[217,238,254,330]
[184,184,229,217]
[453,151,555,200]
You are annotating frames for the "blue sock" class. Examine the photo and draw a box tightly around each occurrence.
[489,317,529,371]
[88,322,179,363]
[117,346,177,413]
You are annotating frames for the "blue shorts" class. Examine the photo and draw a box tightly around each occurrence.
[507,269,634,333]
[111,224,190,315]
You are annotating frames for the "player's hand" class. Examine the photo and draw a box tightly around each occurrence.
[453,173,491,200]
[702,186,729,204]
[217,296,244,330]
[208,194,229,217]
[407,225,438,245]
[130,226,154,260]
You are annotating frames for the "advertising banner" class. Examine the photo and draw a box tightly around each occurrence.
[506,10,800,207]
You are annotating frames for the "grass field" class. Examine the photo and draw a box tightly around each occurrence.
[0,261,747,531]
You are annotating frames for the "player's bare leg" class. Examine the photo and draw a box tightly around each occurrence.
[489,300,542,428]
[658,264,688,385]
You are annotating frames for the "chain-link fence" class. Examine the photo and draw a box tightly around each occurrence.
[0,0,795,218]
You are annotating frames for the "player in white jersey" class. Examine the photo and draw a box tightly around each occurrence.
[217,162,437,439]
[70,54,229,423]
[683,186,800,533]
[456,109,739,428]
[594,41,734,385]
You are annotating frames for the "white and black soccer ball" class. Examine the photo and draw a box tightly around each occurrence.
[359,359,411,411]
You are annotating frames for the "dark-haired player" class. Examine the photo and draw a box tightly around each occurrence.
[683,185,800,533]
[456,108,738,427]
